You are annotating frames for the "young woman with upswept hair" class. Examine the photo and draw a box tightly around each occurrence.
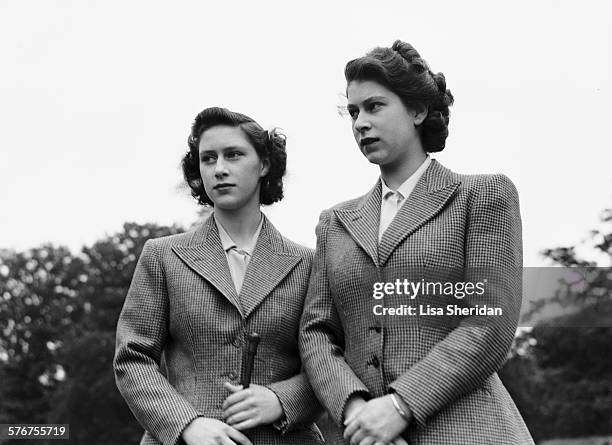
[300,41,534,445]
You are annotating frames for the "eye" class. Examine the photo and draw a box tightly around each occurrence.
[200,153,216,164]
[225,151,243,160]
[367,102,383,112]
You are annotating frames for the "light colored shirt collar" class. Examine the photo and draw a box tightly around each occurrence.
[380,155,432,200]
[214,214,264,256]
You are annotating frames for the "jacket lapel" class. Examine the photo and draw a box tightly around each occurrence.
[378,160,461,266]
[172,215,244,315]
[239,217,302,318]
[334,181,382,266]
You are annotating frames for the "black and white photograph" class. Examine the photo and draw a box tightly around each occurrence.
[1,1,611,444]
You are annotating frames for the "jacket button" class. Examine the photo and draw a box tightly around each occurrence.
[368,355,380,368]
[228,371,237,380]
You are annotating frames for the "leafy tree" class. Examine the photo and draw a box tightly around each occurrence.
[501,206,612,440]
[0,245,86,431]
[0,223,183,444]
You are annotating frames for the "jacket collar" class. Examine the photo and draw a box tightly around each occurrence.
[334,159,461,266]
[172,214,302,318]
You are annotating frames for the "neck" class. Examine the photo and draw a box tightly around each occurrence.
[214,200,262,246]
[380,149,427,190]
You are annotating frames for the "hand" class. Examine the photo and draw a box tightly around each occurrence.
[222,382,283,430]
[181,417,252,445]
[343,395,412,444]
[343,395,368,424]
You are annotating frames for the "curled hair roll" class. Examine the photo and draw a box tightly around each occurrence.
[391,40,430,73]
[262,128,287,201]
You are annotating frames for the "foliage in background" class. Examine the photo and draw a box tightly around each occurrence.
[0,223,183,444]
[500,207,612,441]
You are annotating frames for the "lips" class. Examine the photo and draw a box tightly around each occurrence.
[360,137,379,148]
[214,183,235,190]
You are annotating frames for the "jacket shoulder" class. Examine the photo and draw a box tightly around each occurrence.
[455,172,519,201]
[141,229,195,252]
[328,193,368,212]
[278,235,315,261]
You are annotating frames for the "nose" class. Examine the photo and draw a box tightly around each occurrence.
[214,158,229,178]
[353,112,371,134]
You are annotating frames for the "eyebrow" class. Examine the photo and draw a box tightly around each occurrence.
[199,145,247,154]
[347,95,388,107]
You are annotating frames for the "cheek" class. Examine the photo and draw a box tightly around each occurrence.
[199,166,213,189]
[241,163,263,185]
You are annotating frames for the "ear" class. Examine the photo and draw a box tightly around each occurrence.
[260,158,271,178]
[413,107,428,126]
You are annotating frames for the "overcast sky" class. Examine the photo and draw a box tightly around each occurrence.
[1,0,611,266]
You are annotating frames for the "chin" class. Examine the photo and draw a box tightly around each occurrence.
[363,152,387,165]
[212,198,241,211]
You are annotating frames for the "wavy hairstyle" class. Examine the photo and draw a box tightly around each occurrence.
[345,40,454,152]
[182,107,286,206]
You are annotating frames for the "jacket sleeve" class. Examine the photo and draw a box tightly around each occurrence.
[113,239,199,445]
[388,174,523,427]
[265,370,322,433]
[299,210,371,426]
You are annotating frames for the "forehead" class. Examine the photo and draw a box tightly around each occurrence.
[347,80,397,104]
[198,125,253,152]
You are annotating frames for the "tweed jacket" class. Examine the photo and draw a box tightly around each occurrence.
[299,160,534,444]
[114,215,324,445]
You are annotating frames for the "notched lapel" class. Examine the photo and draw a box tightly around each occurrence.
[171,217,243,315]
[334,182,381,266]
[239,219,302,319]
[378,161,461,266]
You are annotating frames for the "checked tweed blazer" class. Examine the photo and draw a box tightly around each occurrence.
[299,160,534,444]
[114,215,324,445]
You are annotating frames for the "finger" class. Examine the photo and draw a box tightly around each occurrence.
[344,408,361,426]
[224,382,244,393]
[358,436,376,445]
[226,409,254,426]
[348,428,366,445]
[344,417,357,431]
[344,419,360,438]
[223,401,253,421]
[222,389,250,410]
[220,437,238,445]
[231,417,258,431]
[226,425,253,445]
[393,437,410,445]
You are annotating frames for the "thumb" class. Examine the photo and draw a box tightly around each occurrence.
[224,381,244,393]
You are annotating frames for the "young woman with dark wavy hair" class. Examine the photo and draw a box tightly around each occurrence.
[300,41,534,445]
[115,107,323,445]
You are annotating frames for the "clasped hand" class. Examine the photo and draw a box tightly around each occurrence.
[222,382,283,430]
[181,383,283,445]
[181,417,252,445]
[343,395,412,445]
